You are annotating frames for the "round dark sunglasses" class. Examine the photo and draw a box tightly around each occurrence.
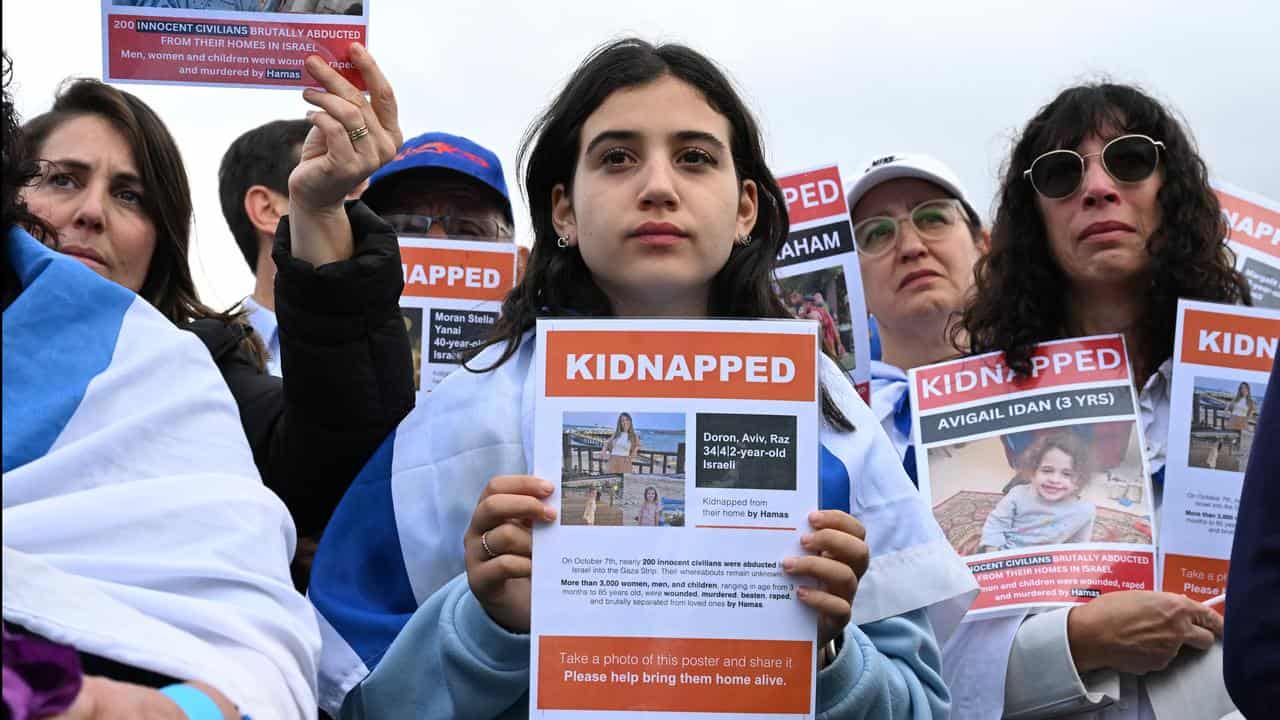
[1023,134,1164,199]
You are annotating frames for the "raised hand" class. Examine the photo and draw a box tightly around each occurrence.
[290,43,401,213]
[287,43,402,266]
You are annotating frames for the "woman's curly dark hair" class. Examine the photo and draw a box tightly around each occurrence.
[2,52,54,240]
[961,82,1250,382]
[2,51,57,308]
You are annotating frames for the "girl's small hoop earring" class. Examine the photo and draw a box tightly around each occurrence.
[556,236,570,248]
[736,234,753,246]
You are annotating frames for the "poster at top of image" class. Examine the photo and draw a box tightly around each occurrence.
[101,0,370,90]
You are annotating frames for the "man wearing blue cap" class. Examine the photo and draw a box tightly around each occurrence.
[361,131,514,243]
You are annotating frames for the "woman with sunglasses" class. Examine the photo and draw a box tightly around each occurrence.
[955,83,1247,719]
[848,154,988,480]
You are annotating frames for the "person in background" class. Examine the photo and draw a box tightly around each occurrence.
[218,117,372,377]
[848,153,987,484]
[1223,358,1280,718]
[360,129,515,243]
[957,81,1246,719]
[21,47,413,587]
[3,49,317,720]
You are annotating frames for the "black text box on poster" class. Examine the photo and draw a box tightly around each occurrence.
[428,308,499,363]
[919,386,1135,445]
[776,219,853,268]
[1242,257,1280,309]
[695,413,797,491]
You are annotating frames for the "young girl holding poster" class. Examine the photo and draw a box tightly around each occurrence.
[308,38,976,719]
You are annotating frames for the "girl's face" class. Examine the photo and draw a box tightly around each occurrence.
[552,75,758,317]
[24,114,157,293]
[620,414,632,431]
[1030,447,1080,503]
[1240,383,1251,398]
[1036,132,1163,294]
[645,487,658,502]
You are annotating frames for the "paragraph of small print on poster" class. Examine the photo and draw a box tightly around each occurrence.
[927,422,1154,556]
[560,411,686,528]
[695,413,797,491]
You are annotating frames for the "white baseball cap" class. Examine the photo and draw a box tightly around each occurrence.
[845,153,977,222]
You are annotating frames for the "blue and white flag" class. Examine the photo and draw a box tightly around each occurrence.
[310,328,979,715]
[2,226,320,720]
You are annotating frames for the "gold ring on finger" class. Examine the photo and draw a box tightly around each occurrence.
[481,530,498,559]
[347,125,371,143]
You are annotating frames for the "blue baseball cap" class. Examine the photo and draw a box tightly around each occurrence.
[367,131,511,219]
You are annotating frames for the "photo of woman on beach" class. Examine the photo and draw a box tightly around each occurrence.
[602,412,640,474]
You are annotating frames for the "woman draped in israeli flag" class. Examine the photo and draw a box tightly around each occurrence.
[310,38,978,719]
[2,54,318,719]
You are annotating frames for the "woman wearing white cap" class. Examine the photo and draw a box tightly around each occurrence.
[847,154,987,483]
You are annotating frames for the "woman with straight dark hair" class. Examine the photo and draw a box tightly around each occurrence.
[308,38,976,719]
[951,82,1243,719]
[20,48,414,563]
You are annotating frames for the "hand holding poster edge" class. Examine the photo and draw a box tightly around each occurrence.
[786,510,869,651]
[465,474,557,635]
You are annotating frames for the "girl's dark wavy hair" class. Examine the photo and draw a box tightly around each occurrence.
[23,78,252,334]
[961,82,1249,382]
[467,38,851,430]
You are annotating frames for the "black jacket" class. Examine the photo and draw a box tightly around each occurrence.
[185,201,413,537]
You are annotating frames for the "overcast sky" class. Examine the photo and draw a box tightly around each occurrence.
[4,0,1276,309]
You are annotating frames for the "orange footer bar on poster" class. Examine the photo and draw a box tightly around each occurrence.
[537,635,812,713]
[1162,553,1230,603]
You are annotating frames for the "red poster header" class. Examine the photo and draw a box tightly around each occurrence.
[545,330,816,401]
[105,14,365,88]
[1179,308,1280,373]
[400,245,516,301]
[778,166,847,226]
[1217,187,1280,260]
[914,336,1131,411]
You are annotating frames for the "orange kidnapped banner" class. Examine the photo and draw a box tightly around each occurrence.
[537,635,812,713]
[1217,188,1280,260]
[544,330,817,401]
[1179,309,1280,373]
[400,245,515,301]
[1162,554,1230,603]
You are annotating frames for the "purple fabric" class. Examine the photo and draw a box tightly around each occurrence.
[2,625,82,720]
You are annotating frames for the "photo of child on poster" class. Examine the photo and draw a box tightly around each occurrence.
[1188,376,1266,472]
[401,306,423,391]
[775,267,855,371]
[560,411,686,527]
[927,421,1154,556]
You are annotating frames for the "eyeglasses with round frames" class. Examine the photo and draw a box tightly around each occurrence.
[1023,134,1165,200]
[852,198,971,258]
